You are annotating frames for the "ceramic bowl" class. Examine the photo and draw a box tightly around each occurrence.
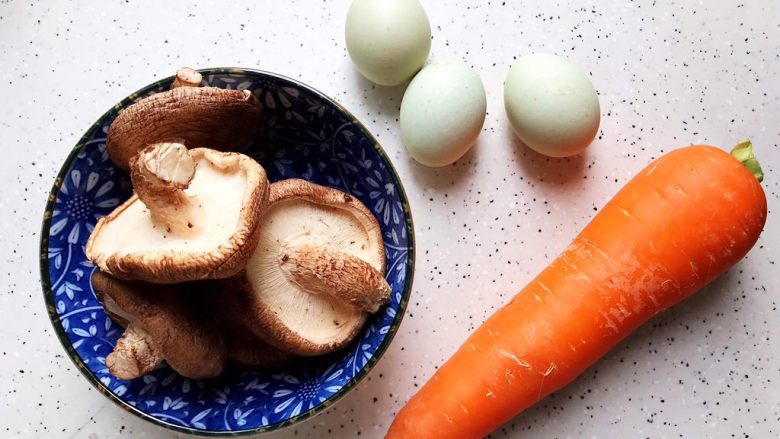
[40,68,414,435]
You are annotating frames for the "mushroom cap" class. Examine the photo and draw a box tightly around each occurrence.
[222,321,297,369]
[86,148,270,283]
[107,86,263,170]
[90,270,226,379]
[194,280,298,369]
[235,179,386,356]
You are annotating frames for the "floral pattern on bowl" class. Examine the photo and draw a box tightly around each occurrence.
[40,68,415,435]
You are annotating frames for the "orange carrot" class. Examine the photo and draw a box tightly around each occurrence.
[387,144,767,439]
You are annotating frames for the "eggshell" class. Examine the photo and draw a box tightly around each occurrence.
[504,53,600,157]
[400,61,486,167]
[345,0,431,86]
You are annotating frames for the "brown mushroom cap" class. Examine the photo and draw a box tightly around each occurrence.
[222,320,297,369]
[230,179,387,356]
[107,86,263,170]
[86,147,270,283]
[91,271,226,379]
[194,280,298,369]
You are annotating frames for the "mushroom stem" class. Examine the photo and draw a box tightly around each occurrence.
[129,142,203,236]
[172,67,203,89]
[106,321,163,380]
[279,242,391,313]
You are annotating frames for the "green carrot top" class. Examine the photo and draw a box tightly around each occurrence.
[731,140,764,183]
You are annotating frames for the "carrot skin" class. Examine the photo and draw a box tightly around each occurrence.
[386,146,767,439]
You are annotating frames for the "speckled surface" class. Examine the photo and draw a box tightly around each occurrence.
[1,0,778,437]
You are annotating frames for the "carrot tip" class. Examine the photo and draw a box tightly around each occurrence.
[731,139,764,183]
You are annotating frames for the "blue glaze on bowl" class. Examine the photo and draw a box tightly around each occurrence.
[40,68,414,435]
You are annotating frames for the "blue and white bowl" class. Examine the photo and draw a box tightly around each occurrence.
[40,68,415,435]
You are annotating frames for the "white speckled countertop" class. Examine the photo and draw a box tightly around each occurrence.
[2,0,779,437]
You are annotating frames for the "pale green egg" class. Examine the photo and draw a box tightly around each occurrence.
[345,0,431,86]
[504,53,600,157]
[400,61,487,167]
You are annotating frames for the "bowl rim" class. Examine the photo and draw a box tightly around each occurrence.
[38,67,416,436]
